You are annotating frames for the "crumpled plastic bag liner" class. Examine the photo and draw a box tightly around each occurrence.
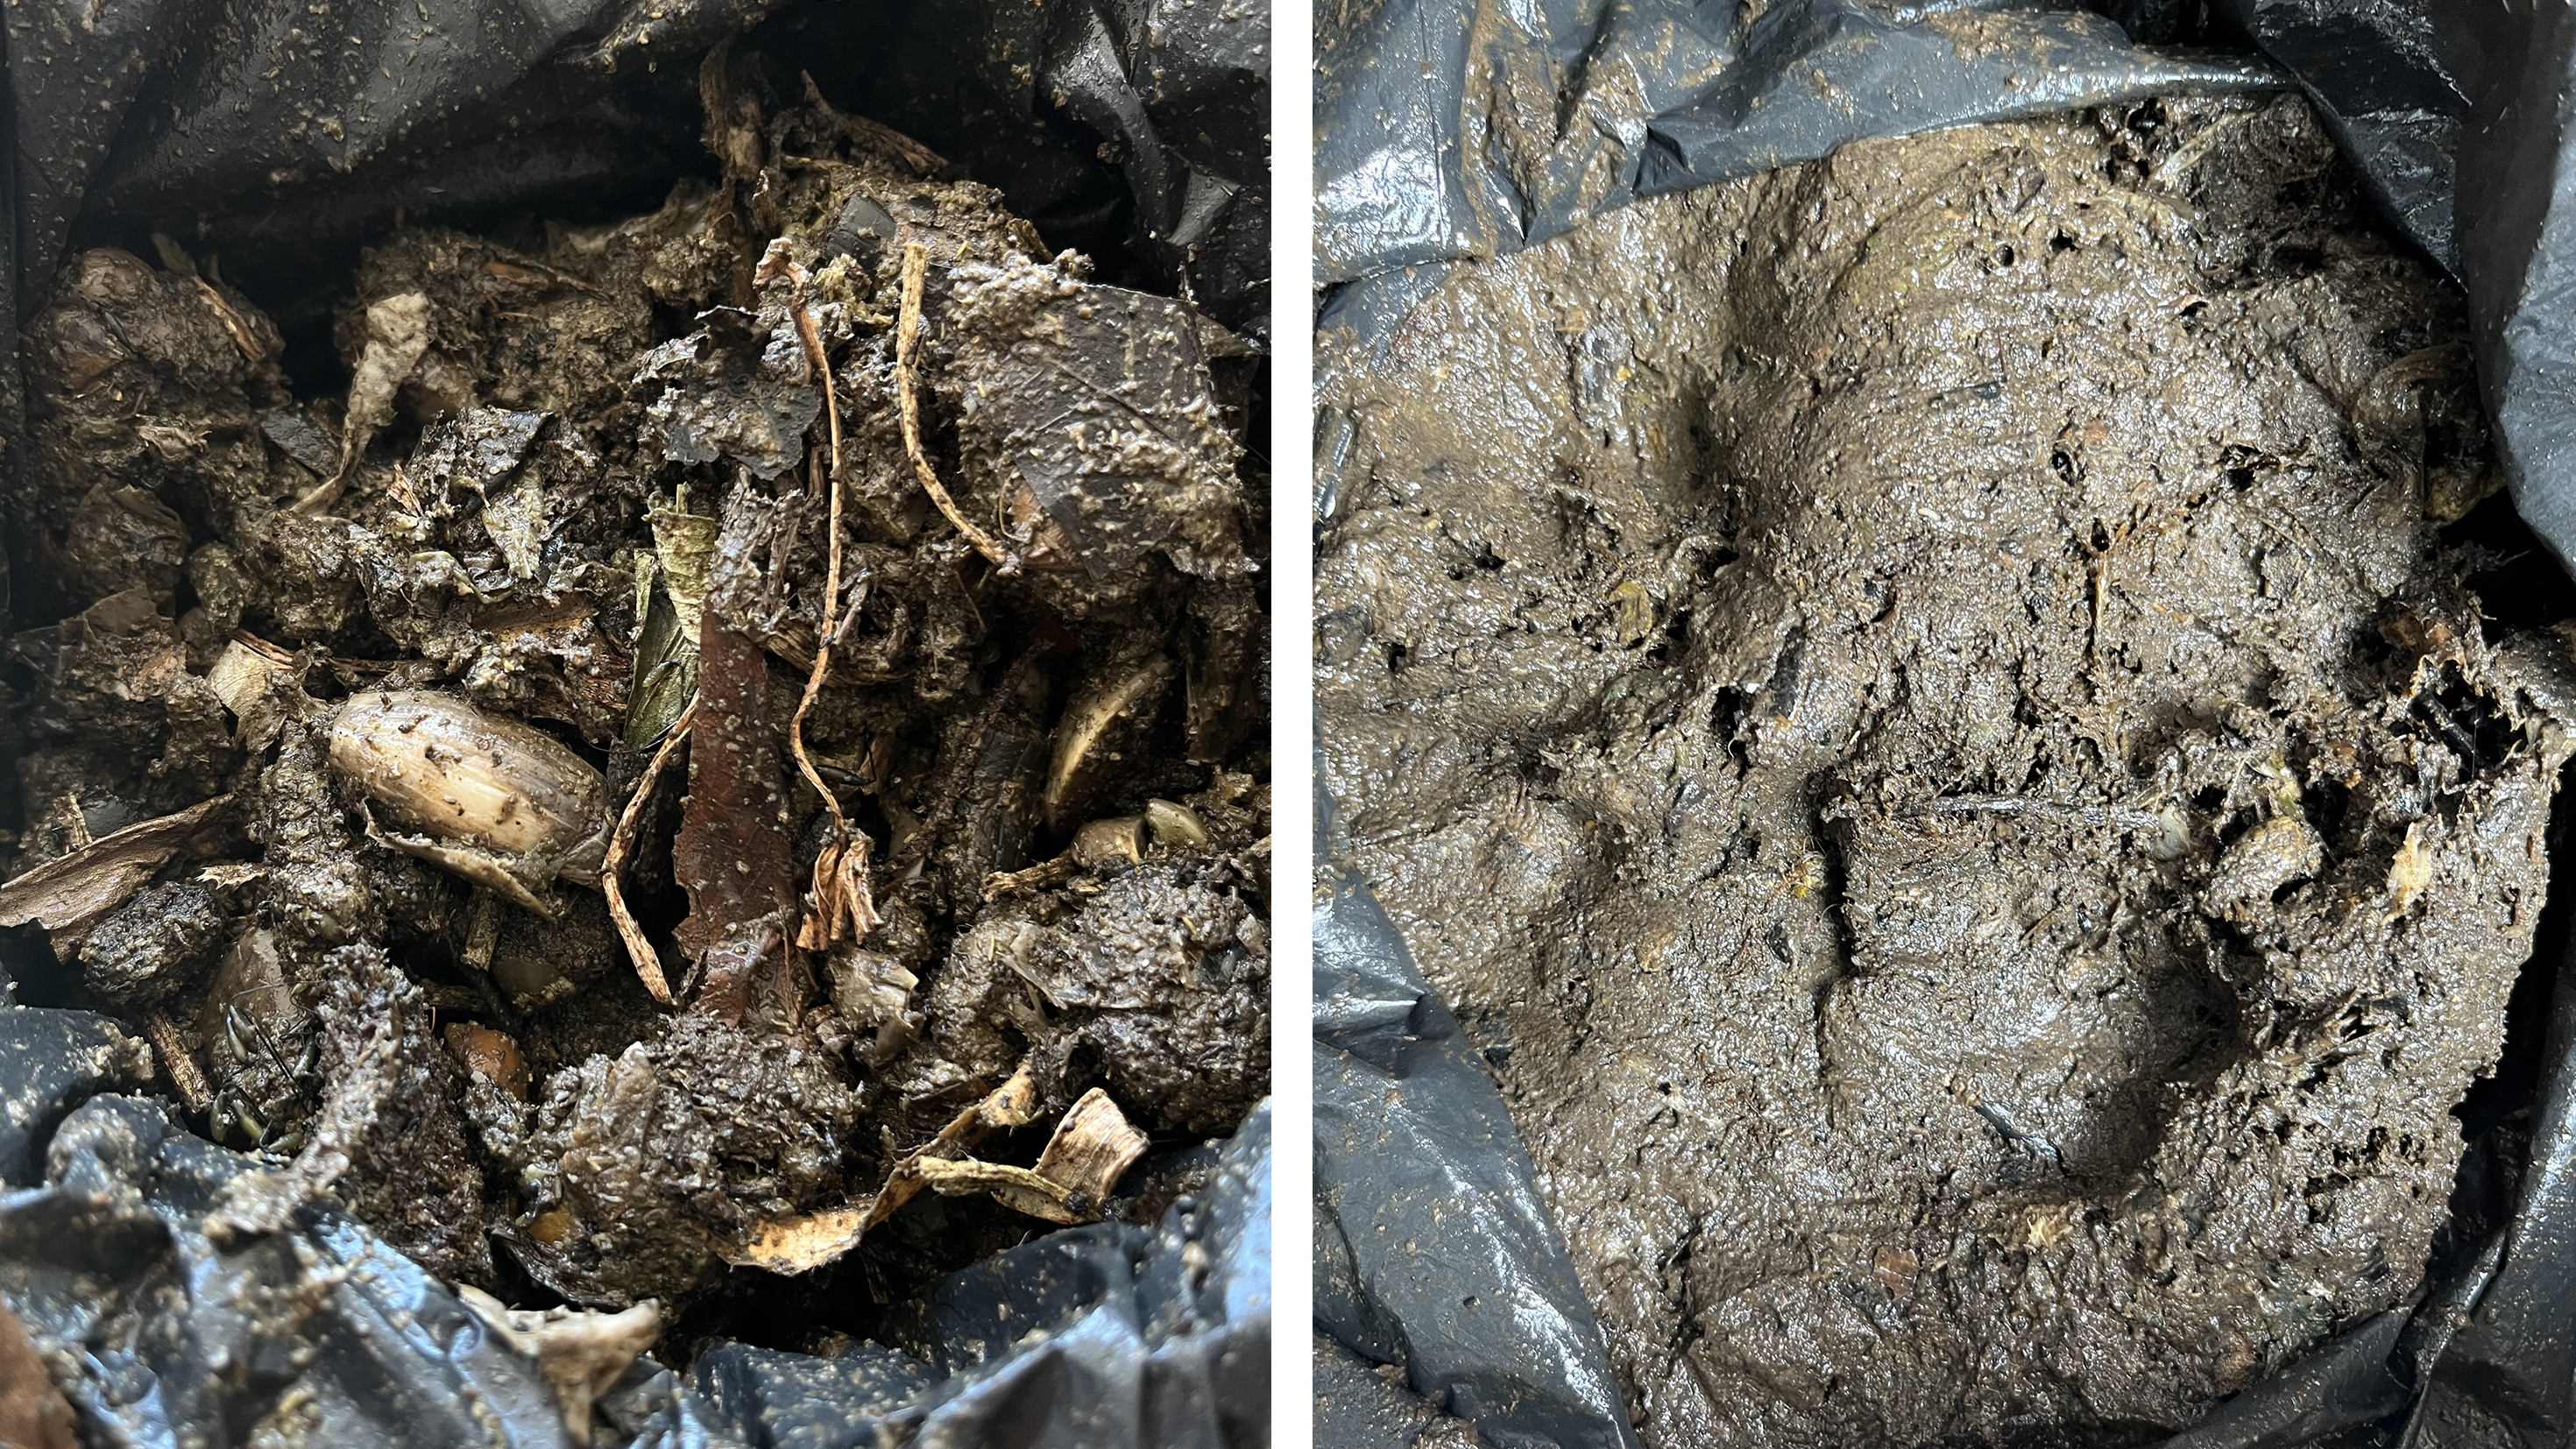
[1313,0,2275,286]
[0,1002,1270,1449]
[1314,785,1637,1449]
[1313,8,2576,1444]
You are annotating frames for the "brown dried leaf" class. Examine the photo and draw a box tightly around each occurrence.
[671,620,798,1015]
[794,832,881,951]
[919,1088,1148,1225]
[916,1156,1082,1224]
[1033,1088,1150,1207]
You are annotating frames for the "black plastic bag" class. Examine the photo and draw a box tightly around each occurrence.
[1316,782,1634,1449]
[0,1002,1272,1449]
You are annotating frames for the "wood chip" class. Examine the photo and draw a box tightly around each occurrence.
[0,795,231,958]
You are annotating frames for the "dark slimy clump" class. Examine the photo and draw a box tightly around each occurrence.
[1319,95,2570,1446]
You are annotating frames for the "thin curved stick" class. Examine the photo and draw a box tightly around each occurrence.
[604,699,695,1005]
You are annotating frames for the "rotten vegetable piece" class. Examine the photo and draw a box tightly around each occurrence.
[445,1021,533,1099]
[1318,96,2556,1446]
[328,690,612,915]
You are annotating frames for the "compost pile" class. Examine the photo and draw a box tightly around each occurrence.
[1316,95,2568,1447]
[0,51,1270,1401]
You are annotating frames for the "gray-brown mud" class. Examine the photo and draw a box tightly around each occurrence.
[1316,95,2574,1446]
[0,70,1269,1346]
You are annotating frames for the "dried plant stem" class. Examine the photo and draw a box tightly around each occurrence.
[142,1007,213,1114]
[788,306,847,831]
[605,699,696,1005]
[896,243,1013,570]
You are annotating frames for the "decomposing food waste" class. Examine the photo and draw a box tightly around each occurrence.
[1317,95,2565,1447]
[0,50,1270,1395]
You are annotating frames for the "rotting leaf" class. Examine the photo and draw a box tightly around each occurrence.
[296,291,433,512]
[950,254,1249,579]
[625,493,718,752]
[482,474,550,585]
[1035,1088,1149,1203]
[0,795,232,958]
[206,635,295,721]
[636,309,818,480]
[650,494,721,639]
[670,619,798,1018]
[409,408,549,508]
[796,831,881,951]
